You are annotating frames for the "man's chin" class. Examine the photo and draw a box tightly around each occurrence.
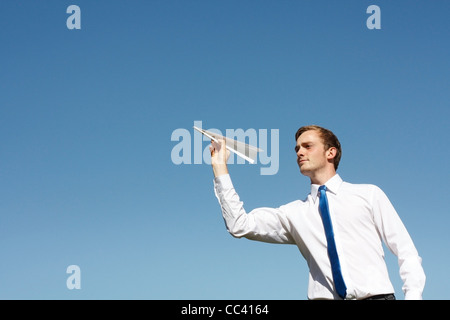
[299,166,311,176]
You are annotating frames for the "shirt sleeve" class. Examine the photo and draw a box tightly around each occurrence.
[371,186,426,300]
[213,174,295,244]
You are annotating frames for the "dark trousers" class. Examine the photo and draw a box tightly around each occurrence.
[363,294,396,300]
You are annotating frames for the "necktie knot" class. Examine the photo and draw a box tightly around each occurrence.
[318,185,327,198]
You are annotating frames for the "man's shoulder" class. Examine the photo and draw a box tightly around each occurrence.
[340,180,384,195]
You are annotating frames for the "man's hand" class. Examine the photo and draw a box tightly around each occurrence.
[210,139,230,177]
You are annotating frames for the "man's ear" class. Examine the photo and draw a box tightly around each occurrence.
[326,147,337,160]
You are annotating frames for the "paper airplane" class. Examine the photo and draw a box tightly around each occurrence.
[193,126,263,164]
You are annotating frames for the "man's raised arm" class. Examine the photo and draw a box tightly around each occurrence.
[210,139,294,244]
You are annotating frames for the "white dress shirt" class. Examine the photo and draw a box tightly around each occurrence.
[213,173,426,300]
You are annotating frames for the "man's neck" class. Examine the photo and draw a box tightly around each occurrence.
[309,169,337,185]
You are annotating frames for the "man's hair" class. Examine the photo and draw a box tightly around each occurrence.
[295,125,342,170]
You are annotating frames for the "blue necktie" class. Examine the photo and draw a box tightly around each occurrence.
[318,185,347,299]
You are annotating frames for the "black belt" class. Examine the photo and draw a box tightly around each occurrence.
[363,293,396,300]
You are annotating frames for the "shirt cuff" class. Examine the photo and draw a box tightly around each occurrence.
[404,291,423,300]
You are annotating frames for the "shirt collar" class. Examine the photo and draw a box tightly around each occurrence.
[310,174,343,203]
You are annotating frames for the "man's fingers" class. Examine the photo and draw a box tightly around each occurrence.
[211,138,226,151]
[211,139,220,149]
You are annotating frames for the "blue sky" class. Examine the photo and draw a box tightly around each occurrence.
[0,0,449,299]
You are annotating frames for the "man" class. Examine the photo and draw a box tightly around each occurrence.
[210,125,425,300]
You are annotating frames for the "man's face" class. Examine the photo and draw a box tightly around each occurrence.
[295,130,329,176]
